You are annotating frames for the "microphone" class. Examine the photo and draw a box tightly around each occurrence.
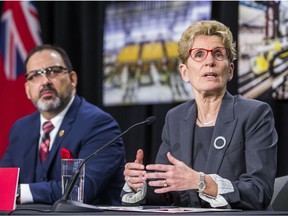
[51,116,156,212]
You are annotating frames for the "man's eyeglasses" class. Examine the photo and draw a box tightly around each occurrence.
[189,47,229,62]
[25,66,69,83]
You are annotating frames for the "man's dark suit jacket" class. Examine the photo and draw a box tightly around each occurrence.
[0,95,125,205]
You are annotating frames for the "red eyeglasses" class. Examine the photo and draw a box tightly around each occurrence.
[189,47,229,62]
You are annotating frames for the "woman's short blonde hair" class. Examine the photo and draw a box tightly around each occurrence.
[178,20,237,64]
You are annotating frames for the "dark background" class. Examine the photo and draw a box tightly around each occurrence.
[2,1,287,176]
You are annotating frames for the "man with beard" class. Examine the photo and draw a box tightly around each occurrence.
[0,45,125,205]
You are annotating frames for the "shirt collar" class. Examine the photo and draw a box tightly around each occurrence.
[40,95,75,128]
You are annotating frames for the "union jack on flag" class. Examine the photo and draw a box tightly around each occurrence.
[0,1,42,158]
[0,1,42,80]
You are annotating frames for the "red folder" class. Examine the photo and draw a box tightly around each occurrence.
[0,168,19,211]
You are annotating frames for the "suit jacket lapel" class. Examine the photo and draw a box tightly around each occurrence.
[180,101,197,168]
[179,102,202,207]
[22,114,41,181]
[205,92,238,174]
[44,96,81,168]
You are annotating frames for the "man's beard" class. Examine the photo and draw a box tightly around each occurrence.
[37,96,62,112]
[34,84,73,112]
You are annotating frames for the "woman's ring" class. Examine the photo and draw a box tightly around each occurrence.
[163,180,168,187]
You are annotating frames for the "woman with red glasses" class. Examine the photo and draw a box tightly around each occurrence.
[122,20,278,210]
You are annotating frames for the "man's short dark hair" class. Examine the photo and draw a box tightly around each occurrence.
[24,44,73,73]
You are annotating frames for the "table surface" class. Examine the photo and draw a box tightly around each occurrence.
[1,204,288,215]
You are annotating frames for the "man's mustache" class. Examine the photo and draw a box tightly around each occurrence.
[39,86,57,97]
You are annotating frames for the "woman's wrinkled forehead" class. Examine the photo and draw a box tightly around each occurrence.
[190,35,225,49]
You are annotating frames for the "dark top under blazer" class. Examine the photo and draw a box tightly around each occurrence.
[0,95,125,205]
[147,92,278,210]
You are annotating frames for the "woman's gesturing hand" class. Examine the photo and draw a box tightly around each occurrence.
[123,149,146,191]
[145,152,199,193]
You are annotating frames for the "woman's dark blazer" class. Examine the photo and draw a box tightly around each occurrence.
[151,92,277,210]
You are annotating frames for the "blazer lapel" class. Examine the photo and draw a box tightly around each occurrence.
[179,101,197,168]
[22,115,41,181]
[205,92,238,174]
[44,96,81,168]
[179,102,202,207]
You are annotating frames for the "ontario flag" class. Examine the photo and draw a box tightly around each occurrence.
[0,1,42,158]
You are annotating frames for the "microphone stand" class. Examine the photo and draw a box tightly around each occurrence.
[51,116,156,212]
